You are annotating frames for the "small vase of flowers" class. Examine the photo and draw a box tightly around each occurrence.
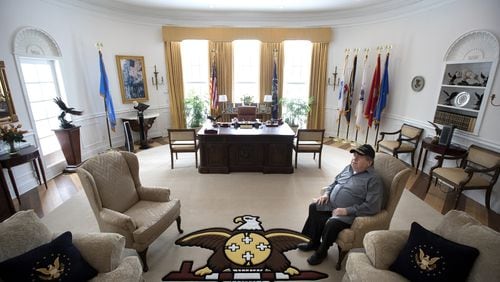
[0,123,27,154]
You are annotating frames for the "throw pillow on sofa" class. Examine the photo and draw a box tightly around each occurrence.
[389,222,479,282]
[0,231,97,282]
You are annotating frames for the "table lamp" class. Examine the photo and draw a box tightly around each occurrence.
[218,95,227,112]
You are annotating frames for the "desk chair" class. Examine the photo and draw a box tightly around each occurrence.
[294,129,325,168]
[376,123,423,167]
[237,106,257,121]
[167,129,199,169]
[426,144,500,210]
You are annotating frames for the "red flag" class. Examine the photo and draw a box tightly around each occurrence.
[364,53,381,127]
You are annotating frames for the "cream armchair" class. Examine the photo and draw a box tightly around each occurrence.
[77,151,183,271]
[343,210,500,282]
[332,153,412,270]
[0,210,143,282]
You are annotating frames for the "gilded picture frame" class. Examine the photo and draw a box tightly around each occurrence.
[116,55,149,103]
[0,61,18,124]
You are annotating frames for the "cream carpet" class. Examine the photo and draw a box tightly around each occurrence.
[41,144,443,281]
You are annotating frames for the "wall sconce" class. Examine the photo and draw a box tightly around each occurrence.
[327,65,339,90]
[490,94,500,107]
[151,65,164,90]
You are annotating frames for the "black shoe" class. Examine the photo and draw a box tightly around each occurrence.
[297,242,318,252]
[307,251,327,265]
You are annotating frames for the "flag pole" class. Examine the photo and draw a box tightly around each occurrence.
[97,43,113,149]
[373,46,391,146]
[334,49,350,143]
[344,50,359,144]
[103,97,112,148]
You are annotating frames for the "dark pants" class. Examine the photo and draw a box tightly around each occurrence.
[301,202,351,250]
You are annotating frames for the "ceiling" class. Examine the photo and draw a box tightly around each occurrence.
[59,0,453,26]
[97,0,387,12]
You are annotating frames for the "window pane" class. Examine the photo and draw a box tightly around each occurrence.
[20,59,63,157]
[181,40,210,126]
[233,40,260,103]
[282,40,312,128]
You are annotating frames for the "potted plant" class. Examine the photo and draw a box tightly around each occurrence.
[53,97,83,173]
[241,95,254,106]
[184,95,208,129]
[279,97,314,131]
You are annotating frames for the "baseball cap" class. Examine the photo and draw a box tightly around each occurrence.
[349,144,375,159]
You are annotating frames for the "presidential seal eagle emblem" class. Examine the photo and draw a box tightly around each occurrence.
[163,215,328,281]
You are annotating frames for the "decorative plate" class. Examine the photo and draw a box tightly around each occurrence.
[453,91,470,107]
[411,76,425,92]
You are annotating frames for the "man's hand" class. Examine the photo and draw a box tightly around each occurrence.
[314,195,329,205]
[332,208,348,216]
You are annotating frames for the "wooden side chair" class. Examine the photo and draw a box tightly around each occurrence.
[426,144,500,210]
[293,129,325,168]
[167,129,199,169]
[376,123,423,167]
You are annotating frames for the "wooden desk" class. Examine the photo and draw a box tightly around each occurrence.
[416,137,467,173]
[197,123,295,174]
[0,145,48,205]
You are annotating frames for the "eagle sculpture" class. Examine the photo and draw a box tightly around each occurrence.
[53,97,83,129]
[175,215,309,277]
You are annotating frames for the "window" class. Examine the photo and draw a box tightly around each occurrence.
[20,58,64,156]
[181,40,209,127]
[233,40,260,104]
[282,40,313,127]
[283,40,312,100]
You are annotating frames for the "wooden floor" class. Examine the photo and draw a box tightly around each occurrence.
[11,141,500,232]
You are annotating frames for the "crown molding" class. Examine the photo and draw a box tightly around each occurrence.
[43,0,458,28]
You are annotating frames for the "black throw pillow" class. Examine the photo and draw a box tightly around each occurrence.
[389,222,479,282]
[0,231,97,282]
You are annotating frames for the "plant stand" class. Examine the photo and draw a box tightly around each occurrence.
[53,126,81,173]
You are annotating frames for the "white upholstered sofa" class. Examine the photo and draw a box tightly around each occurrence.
[0,210,143,282]
[343,210,500,282]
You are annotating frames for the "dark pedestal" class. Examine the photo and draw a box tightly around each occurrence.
[54,127,82,173]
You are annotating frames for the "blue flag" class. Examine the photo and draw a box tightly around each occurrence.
[374,53,389,127]
[99,51,116,131]
[271,61,278,120]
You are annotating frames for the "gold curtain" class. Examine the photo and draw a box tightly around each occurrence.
[209,41,233,112]
[260,42,284,104]
[307,42,328,129]
[165,41,186,128]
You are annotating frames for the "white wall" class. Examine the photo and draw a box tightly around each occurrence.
[326,0,500,211]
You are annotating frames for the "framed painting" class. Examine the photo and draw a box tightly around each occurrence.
[116,55,149,103]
